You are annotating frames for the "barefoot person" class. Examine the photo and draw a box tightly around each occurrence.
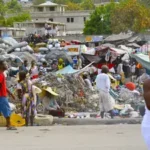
[0,60,16,130]
[142,79,150,149]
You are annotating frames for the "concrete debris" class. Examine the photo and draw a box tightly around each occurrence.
[45,49,73,64]
[0,35,146,121]
[36,73,99,112]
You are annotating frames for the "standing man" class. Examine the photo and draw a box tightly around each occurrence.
[0,60,17,130]
[95,65,114,119]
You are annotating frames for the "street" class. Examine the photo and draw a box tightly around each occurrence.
[0,125,146,150]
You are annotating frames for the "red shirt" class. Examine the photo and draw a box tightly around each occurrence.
[0,73,7,97]
[94,63,115,69]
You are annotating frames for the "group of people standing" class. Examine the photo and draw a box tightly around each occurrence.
[0,58,51,129]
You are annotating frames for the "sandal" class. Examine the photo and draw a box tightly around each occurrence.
[7,126,17,130]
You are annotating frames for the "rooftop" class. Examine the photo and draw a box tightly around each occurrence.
[39,1,58,6]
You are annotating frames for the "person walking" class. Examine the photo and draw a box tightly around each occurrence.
[0,60,17,130]
[141,79,150,149]
[95,65,114,119]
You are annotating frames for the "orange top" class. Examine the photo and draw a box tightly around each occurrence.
[136,63,142,69]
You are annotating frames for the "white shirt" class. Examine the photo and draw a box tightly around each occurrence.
[31,66,39,77]
[131,65,136,73]
[117,63,123,74]
[84,79,93,90]
[95,73,110,92]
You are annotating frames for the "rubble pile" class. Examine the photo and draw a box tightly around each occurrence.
[0,33,147,120]
[0,37,33,54]
[12,52,36,64]
[45,49,73,64]
[36,73,99,112]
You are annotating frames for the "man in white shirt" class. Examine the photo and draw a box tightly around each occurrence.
[95,65,114,118]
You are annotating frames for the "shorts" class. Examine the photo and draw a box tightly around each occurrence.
[0,97,11,118]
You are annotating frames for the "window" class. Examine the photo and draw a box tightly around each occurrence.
[84,17,86,22]
[38,7,43,12]
[67,18,70,23]
[49,7,55,11]
[67,18,74,23]
[49,18,53,22]
[71,18,74,23]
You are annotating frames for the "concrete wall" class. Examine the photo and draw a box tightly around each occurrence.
[31,10,92,32]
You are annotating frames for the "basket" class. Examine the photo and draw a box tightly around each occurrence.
[0,114,25,127]
[11,114,25,127]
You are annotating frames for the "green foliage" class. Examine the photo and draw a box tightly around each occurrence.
[138,0,150,8]
[53,0,94,10]
[66,2,82,10]
[81,0,95,10]
[110,0,150,33]
[53,0,83,4]
[0,0,30,27]
[33,0,46,5]
[84,0,150,35]
[83,2,116,35]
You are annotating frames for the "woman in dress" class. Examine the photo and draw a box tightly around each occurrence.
[17,71,35,126]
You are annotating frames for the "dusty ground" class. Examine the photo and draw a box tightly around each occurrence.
[0,125,146,150]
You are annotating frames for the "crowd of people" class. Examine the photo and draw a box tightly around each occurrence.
[0,54,86,129]
[0,50,150,133]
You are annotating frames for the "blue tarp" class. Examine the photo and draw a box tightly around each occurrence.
[56,65,79,74]
[131,53,150,70]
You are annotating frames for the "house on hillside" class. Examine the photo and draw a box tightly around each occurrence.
[16,0,120,35]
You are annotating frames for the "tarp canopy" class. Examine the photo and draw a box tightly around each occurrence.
[82,48,96,55]
[104,32,132,42]
[95,46,108,52]
[110,48,127,55]
[128,36,141,43]
[118,45,133,53]
[131,53,150,70]
[82,54,101,63]
[56,65,78,74]
[101,43,115,48]
[127,43,140,48]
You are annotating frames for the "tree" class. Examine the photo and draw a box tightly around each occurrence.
[138,0,150,8]
[53,0,83,4]
[110,0,150,33]
[52,0,68,4]
[0,0,30,27]
[81,0,95,10]
[33,0,46,5]
[66,2,82,10]
[83,2,116,35]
